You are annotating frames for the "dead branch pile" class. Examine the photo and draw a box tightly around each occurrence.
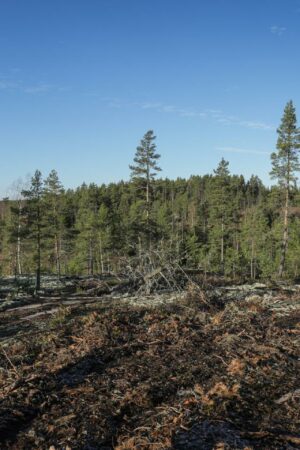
[120,251,201,294]
[0,286,299,449]
[75,252,197,297]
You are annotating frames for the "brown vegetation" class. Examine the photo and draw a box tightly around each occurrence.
[0,284,299,449]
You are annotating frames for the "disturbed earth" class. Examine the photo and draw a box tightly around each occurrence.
[0,276,300,449]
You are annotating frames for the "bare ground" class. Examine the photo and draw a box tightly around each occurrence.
[0,283,299,449]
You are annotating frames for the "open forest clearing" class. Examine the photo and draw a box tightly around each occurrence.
[2,2,300,448]
[0,276,299,449]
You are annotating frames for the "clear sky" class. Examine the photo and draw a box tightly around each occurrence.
[1,0,300,196]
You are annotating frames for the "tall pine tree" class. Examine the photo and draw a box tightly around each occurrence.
[208,158,231,273]
[44,170,65,276]
[129,130,161,249]
[270,100,300,277]
[22,170,45,291]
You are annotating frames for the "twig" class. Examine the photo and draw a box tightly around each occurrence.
[0,343,20,378]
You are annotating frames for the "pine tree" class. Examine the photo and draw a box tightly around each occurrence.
[214,157,230,178]
[270,100,300,277]
[241,206,268,279]
[72,186,98,275]
[208,158,231,273]
[44,170,65,276]
[129,130,161,248]
[22,170,45,291]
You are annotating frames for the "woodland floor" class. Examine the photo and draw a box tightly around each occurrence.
[0,279,300,449]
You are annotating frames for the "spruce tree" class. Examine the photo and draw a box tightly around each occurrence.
[270,100,300,277]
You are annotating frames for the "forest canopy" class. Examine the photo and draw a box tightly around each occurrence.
[1,102,300,282]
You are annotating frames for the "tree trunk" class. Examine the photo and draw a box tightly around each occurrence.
[88,238,94,275]
[221,219,224,273]
[171,190,175,239]
[278,186,289,277]
[99,234,104,274]
[146,179,149,218]
[55,234,61,278]
[138,235,142,259]
[250,238,254,279]
[36,207,41,292]
[16,201,22,275]
[146,158,151,250]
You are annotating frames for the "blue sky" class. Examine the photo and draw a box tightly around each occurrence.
[1,0,300,196]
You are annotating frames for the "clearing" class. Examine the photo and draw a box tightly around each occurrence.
[0,277,299,449]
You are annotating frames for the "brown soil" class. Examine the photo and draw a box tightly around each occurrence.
[0,288,299,449]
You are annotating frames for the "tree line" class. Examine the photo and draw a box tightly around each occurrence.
[0,101,300,286]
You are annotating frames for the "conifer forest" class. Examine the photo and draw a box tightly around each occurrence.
[1,102,300,282]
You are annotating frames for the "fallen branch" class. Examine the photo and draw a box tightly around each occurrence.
[0,344,19,378]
